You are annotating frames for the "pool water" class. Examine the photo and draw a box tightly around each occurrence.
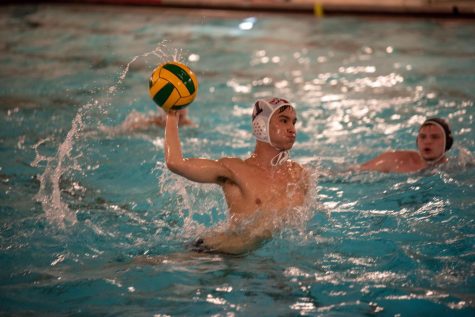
[1,4,474,316]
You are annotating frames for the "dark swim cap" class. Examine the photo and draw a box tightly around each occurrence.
[420,118,453,151]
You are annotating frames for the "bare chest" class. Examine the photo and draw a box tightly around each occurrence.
[223,167,306,214]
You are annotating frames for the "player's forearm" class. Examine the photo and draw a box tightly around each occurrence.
[164,112,184,172]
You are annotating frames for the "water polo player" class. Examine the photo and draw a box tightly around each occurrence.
[358,117,453,173]
[164,97,310,254]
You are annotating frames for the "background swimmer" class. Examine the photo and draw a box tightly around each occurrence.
[357,118,453,173]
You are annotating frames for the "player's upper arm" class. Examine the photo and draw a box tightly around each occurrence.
[167,157,235,184]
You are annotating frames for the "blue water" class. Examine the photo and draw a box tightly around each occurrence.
[1,4,475,316]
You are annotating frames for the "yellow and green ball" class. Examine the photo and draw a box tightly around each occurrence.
[148,61,198,112]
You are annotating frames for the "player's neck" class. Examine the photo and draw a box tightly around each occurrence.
[425,155,447,166]
[251,142,287,169]
[417,151,447,169]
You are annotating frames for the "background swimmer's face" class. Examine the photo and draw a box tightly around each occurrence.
[269,106,297,150]
[417,124,446,161]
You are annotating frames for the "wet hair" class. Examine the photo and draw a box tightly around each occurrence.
[419,117,453,151]
[277,105,292,113]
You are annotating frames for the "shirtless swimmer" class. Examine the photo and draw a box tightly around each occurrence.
[164,97,310,254]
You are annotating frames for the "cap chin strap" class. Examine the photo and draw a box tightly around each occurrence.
[269,137,290,166]
[271,150,289,167]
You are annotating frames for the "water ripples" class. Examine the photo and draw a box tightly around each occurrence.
[1,5,474,316]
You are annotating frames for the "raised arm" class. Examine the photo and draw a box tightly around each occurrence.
[164,110,232,184]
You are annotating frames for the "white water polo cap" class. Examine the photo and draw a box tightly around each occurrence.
[251,97,294,145]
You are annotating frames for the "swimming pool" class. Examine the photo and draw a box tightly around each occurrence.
[1,3,474,316]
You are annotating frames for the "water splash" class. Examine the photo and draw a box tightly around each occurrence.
[110,43,182,95]
[155,162,223,240]
[32,110,88,226]
[32,43,183,227]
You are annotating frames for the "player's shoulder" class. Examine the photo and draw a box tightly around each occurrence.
[380,150,418,160]
[286,160,307,176]
[218,156,245,167]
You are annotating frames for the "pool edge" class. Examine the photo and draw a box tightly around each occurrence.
[4,0,475,18]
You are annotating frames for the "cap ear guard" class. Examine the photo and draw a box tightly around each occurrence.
[446,134,453,150]
[252,117,267,140]
[445,129,454,151]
